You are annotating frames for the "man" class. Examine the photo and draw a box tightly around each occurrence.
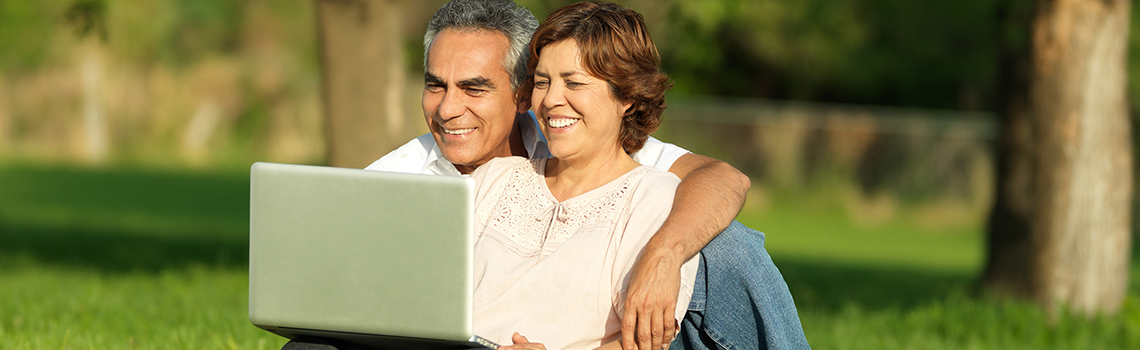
[364,1,808,349]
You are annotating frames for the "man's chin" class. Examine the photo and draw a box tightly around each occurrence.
[438,149,483,169]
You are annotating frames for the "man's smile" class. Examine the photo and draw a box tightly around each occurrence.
[441,126,477,135]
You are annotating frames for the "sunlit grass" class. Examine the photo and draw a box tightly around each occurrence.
[0,263,282,350]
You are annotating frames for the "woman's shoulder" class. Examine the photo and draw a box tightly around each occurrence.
[635,166,680,187]
[624,166,679,202]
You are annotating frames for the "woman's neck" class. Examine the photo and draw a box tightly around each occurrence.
[544,148,641,202]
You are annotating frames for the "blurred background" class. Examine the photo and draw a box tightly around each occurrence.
[0,0,1137,349]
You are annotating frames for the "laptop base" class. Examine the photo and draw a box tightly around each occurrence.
[282,337,359,350]
[264,326,494,350]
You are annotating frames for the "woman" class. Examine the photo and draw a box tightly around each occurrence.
[468,2,698,350]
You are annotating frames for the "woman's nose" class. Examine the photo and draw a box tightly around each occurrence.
[542,83,566,108]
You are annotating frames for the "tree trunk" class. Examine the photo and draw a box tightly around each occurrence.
[982,0,1036,299]
[316,0,407,168]
[1028,0,1132,315]
[986,0,1133,316]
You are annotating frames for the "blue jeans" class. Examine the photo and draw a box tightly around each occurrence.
[670,221,810,350]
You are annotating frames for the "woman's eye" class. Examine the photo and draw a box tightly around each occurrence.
[534,80,549,89]
[566,81,583,88]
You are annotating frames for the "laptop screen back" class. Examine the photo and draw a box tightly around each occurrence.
[249,162,476,343]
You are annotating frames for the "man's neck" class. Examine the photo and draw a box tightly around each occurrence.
[508,115,528,158]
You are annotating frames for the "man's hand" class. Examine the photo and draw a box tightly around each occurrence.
[621,248,683,350]
[617,154,749,350]
[499,332,546,350]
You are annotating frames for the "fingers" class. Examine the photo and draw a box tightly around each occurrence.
[501,333,546,350]
[622,305,638,350]
[637,307,652,350]
[650,307,664,350]
[663,304,676,343]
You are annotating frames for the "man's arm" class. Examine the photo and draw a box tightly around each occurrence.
[621,153,750,350]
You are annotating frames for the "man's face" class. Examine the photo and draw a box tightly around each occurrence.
[423,28,521,174]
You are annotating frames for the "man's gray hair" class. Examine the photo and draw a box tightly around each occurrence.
[424,0,538,91]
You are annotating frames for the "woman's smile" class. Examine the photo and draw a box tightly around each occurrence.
[547,117,579,128]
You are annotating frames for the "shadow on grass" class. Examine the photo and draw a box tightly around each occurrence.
[0,163,251,273]
[0,221,249,273]
[778,235,1140,314]
[773,256,976,312]
[0,164,250,226]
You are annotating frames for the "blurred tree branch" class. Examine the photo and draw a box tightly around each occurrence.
[65,0,107,42]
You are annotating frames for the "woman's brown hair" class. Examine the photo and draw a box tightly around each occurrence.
[527,1,672,154]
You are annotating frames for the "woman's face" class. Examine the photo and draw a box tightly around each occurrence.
[532,40,632,162]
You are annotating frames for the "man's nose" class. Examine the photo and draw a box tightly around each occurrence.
[438,89,465,120]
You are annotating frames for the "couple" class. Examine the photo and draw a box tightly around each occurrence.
[366,1,808,349]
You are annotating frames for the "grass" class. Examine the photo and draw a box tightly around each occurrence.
[741,186,1140,349]
[1,162,1138,349]
[0,163,285,349]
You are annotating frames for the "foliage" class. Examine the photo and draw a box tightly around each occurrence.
[516,0,999,110]
[6,0,1135,111]
[0,0,324,168]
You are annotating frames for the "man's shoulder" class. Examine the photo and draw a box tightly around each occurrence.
[631,136,690,172]
[363,133,436,173]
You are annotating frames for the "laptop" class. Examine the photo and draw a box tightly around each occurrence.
[248,162,498,349]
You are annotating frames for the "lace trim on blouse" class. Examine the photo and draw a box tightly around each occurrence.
[479,159,654,258]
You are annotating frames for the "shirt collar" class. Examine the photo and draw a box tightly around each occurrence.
[520,111,551,160]
[423,143,463,176]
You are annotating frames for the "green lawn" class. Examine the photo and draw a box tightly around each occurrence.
[0,164,284,349]
[1,163,1137,349]
[742,189,1140,349]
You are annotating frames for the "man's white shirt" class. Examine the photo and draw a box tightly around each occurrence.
[364,112,690,175]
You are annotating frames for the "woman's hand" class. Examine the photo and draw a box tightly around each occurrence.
[497,332,547,350]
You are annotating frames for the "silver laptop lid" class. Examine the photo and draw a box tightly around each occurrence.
[249,162,476,343]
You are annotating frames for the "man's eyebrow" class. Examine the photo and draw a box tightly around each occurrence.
[458,77,495,90]
[424,72,442,84]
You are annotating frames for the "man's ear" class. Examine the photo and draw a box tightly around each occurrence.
[516,98,531,114]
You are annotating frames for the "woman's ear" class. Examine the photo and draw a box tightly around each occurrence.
[622,100,634,116]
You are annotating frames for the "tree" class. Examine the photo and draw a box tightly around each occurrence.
[983,0,1133,316]
[316,0,407,168]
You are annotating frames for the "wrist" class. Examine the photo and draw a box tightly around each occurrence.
[642,241,686,269]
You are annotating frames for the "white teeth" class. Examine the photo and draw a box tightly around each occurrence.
[442,127,475,135]
[548,118,579,128]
